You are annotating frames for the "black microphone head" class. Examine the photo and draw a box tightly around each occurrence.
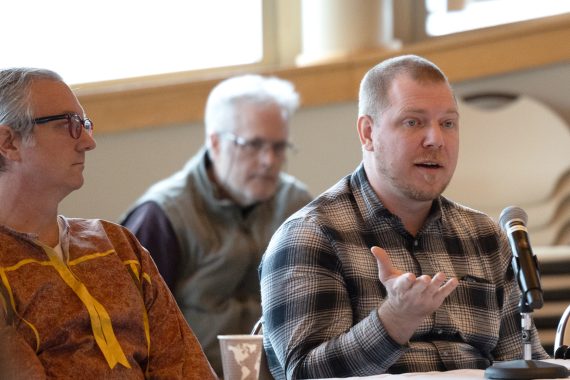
[499,206,528,232]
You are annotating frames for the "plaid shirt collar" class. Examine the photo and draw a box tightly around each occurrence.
[351,163,444,235]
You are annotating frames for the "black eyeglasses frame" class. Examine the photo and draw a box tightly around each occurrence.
[33,113,94,139]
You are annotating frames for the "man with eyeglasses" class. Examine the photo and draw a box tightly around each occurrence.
[0,68,216,379]
[120,74,312,375]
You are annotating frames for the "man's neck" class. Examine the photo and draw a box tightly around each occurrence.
[375,190,433,237]
[0,177,60,246]
[206,163,231,199]
[363,162,435,236]
[391,203,431,237]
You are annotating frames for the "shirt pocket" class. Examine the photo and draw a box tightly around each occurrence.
[449,278,501,347]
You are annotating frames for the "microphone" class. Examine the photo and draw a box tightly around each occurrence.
[485,207,567,379]
[499,206,543,310]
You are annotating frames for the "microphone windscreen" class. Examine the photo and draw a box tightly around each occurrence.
[499,206,528,231]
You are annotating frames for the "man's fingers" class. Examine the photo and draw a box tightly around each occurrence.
[371,246,458,307]
[408,274,430,292]
[371,246,394,280]
[438,277,459,298]
[430,272,447,287]
[409,273,458,301]
[393,272,415,291]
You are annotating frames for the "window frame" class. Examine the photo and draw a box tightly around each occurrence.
[74,13,570,135]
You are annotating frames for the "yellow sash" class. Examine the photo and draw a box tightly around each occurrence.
[41,245,131,369]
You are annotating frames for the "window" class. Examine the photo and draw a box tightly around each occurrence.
[426,0,570,36]
[3,0,263,85]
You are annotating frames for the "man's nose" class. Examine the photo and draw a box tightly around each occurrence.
[258,143,284,165]
[423,122,444,148]
[79,130,97,151]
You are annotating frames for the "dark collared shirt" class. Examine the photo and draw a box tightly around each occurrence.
[260,164,549,380]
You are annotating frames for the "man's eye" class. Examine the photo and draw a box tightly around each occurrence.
[246,140,265,150]
[443,120,456,129]
[405,119,418,127]
[273,142,288,153]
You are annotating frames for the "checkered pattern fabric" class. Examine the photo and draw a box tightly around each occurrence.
[260,164,549,380]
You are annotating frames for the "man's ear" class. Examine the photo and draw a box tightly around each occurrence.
[208,133,221,157]
[0,125,22,162]
[357,115,374,152]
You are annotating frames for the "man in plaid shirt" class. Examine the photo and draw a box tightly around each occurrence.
[259,55,549,379]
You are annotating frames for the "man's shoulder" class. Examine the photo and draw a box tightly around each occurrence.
[277,172,309,192]
[284,174,355,226]
[145,157,201,200]
[125,151,205,212]
[440,197,501,232]
[62,217,146,258]
[441,197,493,219]
[276,172,312,203]
[66,217,135,239]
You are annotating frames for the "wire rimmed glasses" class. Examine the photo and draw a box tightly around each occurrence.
[221,133,295,157]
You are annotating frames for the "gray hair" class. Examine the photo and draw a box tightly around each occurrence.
[358,55,450,120]
[0,67,63,171]
[204,74,300,146]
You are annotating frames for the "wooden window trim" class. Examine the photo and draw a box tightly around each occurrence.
[75,13,570,134]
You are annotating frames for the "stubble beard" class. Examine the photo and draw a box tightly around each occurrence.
[377,158,451,202]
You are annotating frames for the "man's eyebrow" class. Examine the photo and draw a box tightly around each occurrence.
[446,109,460,115]
[399,108,459,115]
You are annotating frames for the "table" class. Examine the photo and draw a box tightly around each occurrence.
[316,360,570,380]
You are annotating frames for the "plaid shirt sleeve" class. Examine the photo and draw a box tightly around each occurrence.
[259,167,550,380]
[260,216,408,379]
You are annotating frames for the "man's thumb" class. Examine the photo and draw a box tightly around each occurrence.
[371,246,393,280]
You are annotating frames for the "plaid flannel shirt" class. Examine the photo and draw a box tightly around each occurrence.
[259,164,549,380]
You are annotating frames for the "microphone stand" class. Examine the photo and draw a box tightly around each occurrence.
[484,282,568,379]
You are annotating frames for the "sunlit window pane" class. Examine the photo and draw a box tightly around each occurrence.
[426,0,570,36]
[2,0,262,85]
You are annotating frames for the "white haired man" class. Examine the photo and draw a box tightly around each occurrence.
[120,74,312,374]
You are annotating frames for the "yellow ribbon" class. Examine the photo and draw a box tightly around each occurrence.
[124,259,152,376]
[41,245,131,369]
[0,267,41,351]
